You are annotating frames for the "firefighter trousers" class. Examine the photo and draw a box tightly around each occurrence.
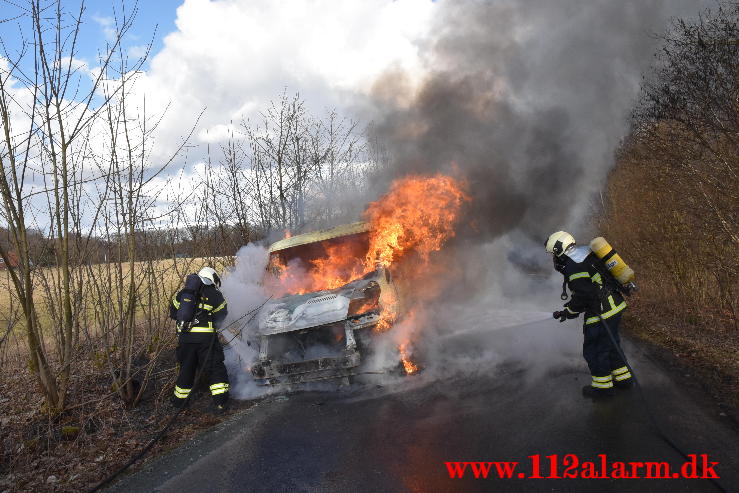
[582,313,632,389]
[173,339,230,405]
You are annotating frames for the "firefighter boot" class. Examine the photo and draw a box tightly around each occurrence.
[614,379,633,389]
[210,401,228,415]
[611,366,633,389]
[170,395,189,409]
[581,385,615,398]
[210,391,229,415]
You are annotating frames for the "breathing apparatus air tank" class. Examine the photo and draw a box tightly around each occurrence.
[589,237,637,294]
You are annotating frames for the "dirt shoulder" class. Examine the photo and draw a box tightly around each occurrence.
[622,308,739,427]
[0,349,256,493]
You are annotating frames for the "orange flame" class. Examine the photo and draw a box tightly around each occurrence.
[374,288,399,333]
[364,174,469,270]
[269,173,467,295]
[399,342,419,374]
[267,173,469,357]
[266,241,367,297]
[308,242,366,291]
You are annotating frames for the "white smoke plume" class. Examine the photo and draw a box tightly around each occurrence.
[219,244,273,399]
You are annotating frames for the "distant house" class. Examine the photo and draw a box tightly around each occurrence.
[0,251,19,270]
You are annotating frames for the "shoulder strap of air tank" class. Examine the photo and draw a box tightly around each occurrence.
[561,279,568,300]
[589,254,623,297]
[184,282,207,332]
[600,248,618,264]
[195,282,206,313]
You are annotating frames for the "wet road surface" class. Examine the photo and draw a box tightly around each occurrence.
[107,318,738,493]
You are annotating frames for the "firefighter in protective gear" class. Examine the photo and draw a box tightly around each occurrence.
[546,231,633,398]
[169,267,230,410]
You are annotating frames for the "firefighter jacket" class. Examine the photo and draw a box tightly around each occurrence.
[169,284,228,343]
[561,247,626,325]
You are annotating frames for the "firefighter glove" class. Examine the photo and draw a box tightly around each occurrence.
[552,311,567,322]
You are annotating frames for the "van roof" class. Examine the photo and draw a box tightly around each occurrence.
[268,222,370,253]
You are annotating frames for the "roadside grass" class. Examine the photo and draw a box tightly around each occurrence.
[601,142,738,421]
[0,332,254,493]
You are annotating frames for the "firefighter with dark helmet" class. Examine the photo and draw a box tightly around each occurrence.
[546,231,633,398]
[169,266,230,411]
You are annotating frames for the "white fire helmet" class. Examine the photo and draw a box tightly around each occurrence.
[545,231,576,257]
[198,266,221,288]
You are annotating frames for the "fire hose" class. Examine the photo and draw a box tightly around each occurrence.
[596,315,728,493]
[87,300,269,493]
[87,333,216,493]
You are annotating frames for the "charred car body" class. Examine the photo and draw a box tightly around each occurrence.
[250,222,404,385]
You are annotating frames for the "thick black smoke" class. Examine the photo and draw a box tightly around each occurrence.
[366,0,708,244]
[224,1,717,394]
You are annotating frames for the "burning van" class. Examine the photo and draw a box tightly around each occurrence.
[250,222,405,385]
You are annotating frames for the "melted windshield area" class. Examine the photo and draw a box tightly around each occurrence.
[266,231,372,296]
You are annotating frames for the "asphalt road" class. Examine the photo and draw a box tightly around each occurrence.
[107,317,738,493]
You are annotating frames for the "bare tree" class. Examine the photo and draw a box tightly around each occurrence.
[635,2,738,246]
[0,0,201,411]
[608,2,738,328]
[304,110,365,226]
[0,0,145,410]
[233,91,368,235]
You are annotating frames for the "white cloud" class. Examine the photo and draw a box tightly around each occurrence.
[2,1,439,231]
[197,122,238,143]
[92,14,117,42]
[123,0,437,161]
[55,56,91,75]
[127,44,149,59]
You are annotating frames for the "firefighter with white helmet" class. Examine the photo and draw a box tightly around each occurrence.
[169,266,230,411]
[546,231,633,398]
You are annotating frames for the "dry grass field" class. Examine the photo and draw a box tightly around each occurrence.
[0,256,234,356]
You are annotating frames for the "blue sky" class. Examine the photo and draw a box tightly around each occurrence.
[82,0,179,65]
[0,0,180,69]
